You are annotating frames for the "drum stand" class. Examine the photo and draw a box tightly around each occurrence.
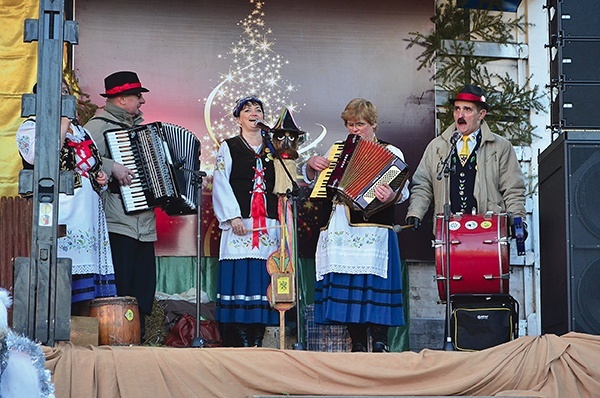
[437,133,460,351]
[262,130,305,350]
[190,169,207,348]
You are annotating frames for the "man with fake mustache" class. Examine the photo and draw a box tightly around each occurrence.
[405,84,527,235]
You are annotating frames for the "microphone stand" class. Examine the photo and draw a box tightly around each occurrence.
[190,168,207,348]
[261,129,305,350]
[437,133,459,351]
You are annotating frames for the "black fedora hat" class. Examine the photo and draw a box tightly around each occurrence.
[271,107,306,144]
[449,85,489,110]
[100,71,149,98]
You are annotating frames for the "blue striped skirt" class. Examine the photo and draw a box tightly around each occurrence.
[216,258,279,325]
[71,273,117,304]
[314,229,405,327]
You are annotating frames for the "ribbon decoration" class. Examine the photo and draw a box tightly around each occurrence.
[250,164,267,249]
[66,138,96,177]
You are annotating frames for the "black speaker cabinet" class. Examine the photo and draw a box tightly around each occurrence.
[550,40,600,83]
[549,0,600,40]
[538,131,600,335]
[551,84,600,129]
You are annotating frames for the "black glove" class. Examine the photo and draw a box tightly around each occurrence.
[511,217,528,241]
[511,216,528,256]
[406,216,421,231]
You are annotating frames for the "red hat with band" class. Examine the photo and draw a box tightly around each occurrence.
[449,84,489,110]
[100,71,149,98]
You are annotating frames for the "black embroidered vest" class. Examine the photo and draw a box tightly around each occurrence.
[226,136,278,219]
[450,133,481,214]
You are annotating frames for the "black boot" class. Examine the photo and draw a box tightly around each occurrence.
[234,323,251,347]
[347,324,368,352]
[370,324,389,352]
[220,323,238,347]
[250,324,266,347]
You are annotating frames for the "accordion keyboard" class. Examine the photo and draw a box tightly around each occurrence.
[104,122,200,215]
[104,131,150,212]
[309,141,345,200]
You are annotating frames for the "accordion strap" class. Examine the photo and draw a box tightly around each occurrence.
[89,116,131,129]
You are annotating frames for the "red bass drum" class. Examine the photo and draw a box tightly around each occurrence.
[435,212,509,301]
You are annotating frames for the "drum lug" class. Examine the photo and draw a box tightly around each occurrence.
[431,239,443,248]
[436,275,463,281]
[483,238,509,245]
[483,274,510,280]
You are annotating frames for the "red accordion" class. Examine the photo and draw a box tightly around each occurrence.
[310,134,409,218]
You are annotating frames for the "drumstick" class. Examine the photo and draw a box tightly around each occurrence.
[246,225,284,232]
[392,224,412,233]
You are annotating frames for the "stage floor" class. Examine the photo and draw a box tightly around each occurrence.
[43,332,600,398]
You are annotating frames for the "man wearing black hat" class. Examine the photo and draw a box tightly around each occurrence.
[406,84,526,231]
[84,71,155,339]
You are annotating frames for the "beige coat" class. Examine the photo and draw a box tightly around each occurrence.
[406,120,526,230]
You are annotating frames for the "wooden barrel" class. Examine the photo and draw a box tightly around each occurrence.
[89,296,141,346]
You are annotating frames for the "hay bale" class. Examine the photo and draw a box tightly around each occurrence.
[143,299,168,346]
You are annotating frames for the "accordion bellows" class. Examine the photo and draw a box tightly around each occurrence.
[310,134,409,218]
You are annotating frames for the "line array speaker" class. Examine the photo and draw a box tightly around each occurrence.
[548,0,600,130]
[550,40,600,83]
[551,84,600,129]
[548,0,600,42]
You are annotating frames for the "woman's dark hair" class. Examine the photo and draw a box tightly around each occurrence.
[232,96,264,118]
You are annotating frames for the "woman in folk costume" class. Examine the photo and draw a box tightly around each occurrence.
[212,96,280,347]
[304,98,410,352]
[15,80,116,316]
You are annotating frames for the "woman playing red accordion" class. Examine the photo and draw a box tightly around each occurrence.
[304,98,410,352]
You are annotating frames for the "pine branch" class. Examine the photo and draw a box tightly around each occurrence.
[406,2,540,145]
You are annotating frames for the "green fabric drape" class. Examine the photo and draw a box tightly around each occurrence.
[156,256,219,300]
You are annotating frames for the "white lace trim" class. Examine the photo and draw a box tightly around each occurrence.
[315,204,388,281]
[219,217,280,260]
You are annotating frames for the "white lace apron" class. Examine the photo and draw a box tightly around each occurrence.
[315,203,389,281]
